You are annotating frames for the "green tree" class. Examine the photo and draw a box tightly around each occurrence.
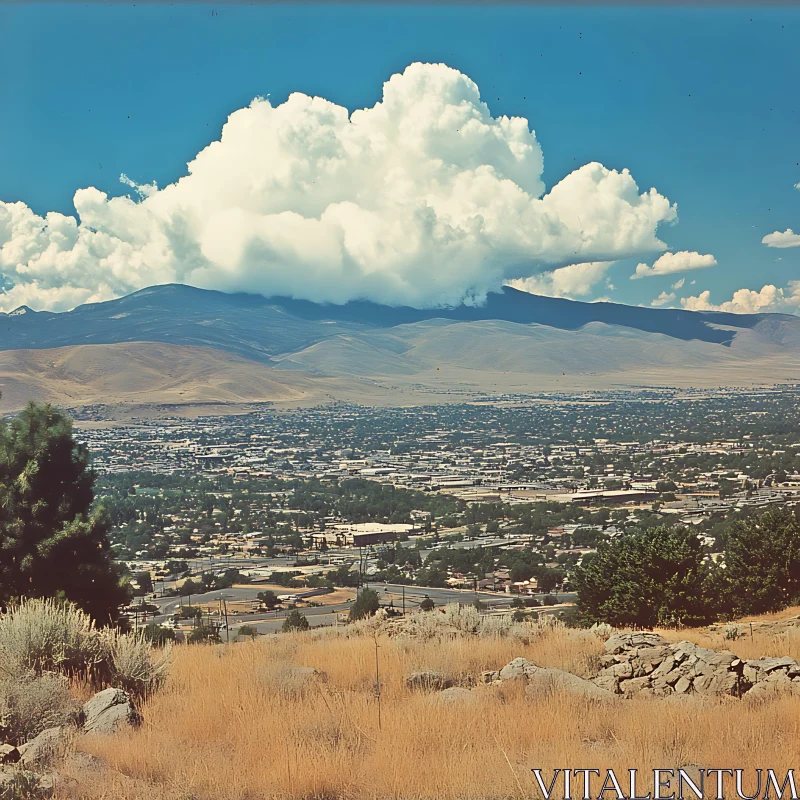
[723,508,800,616]
[0,401,129,623]
[187,623,222,644]
[419,596,435,612]
[572,525,718,628]
[349,587,380,621]
[133,571,153,596]
[257,590,280,610]
[282,609,310,632]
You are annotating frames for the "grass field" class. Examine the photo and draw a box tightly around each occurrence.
[57,610,800,800]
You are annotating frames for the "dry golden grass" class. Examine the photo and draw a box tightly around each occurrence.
[60,618,800,800]
[657,607,800,661]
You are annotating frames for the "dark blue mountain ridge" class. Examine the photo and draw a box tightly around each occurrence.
[0,283,792,363]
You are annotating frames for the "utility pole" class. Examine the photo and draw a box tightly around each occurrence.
[374,636,382,731]
[223,598,230,644]
[402,585,406,616]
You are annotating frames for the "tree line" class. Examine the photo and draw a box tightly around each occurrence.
[573,509,800,627]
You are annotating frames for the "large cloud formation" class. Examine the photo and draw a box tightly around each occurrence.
[0,62,679,313]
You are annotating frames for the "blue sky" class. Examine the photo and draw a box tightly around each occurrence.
[0,3,798,313]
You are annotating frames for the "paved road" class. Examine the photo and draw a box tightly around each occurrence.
[136,579,575,634]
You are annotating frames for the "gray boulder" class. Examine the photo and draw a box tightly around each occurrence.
[498,657,537,681]
[490,657,615,700]
[525,667,616,701]
[18,727,68,767]
[435,686,475,703]
[83,688,139,735]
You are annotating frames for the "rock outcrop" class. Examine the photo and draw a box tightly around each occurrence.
[592,633,800,698]
[481,634,800,702]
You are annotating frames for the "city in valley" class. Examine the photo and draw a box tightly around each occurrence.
[78,387,800,638]
[3,5,800,798]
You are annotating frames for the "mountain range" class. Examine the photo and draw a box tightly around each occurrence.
[2,284,800,412]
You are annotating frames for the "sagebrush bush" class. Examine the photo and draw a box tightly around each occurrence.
[0,672,80,745]
[0,767,48,800]
[366,602,549,641]
[0,599,172,698]
[99,629,172,698]
[0,599,102,680]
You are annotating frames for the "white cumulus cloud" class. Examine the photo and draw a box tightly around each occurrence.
[506,261,614,299]
[681,282,800,314]
[650,291,676,307]
[762,229,800,249]
[631,250,717,280]
[0,62,680,313]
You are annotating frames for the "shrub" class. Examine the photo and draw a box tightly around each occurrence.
[99,630,172,698]
[0,768,48,800]
[0,598,102,680]
[419,597,435,612]
[393,603,536,641]
[0,672,80,745]
[282,610,310,632]
[724,623,741,641]
[0,600,172,698]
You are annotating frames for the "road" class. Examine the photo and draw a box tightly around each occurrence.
[135,580,575,636]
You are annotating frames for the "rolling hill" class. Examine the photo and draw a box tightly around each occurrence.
[2,284,800,412]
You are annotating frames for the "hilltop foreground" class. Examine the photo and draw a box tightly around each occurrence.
[43,606,800,800]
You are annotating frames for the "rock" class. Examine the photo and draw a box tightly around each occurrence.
[18,727,69,768]
[749,656,800,675]
[525,667,616,701]
[604,633,667,654]
[592,675,619,693]
[406,670,452,692]
[0,744,20,764]
[619,676,651,695]
[83,688,139,735]
[435,687,475,703]
[607,661,634,679]
[498,657,537,681]
[479,670,499,684]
